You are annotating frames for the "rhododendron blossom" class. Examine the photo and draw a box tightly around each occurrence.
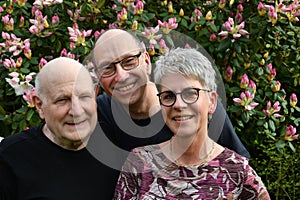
[262,101,282,118]
[285,125,299,141]
[233,90,259,111]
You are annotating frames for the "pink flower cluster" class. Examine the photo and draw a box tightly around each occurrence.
[233,90,259,111]
[219,17,249,39]
[262,101,282,118]
[68,23,92,47]
[0,32,31,68]
[285,125,299,141]
[258,0,300,24]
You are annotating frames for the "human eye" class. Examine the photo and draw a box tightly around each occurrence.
[183,88,198,100]
[101,64,114,74]
[79,93,93,100]
[55,97,68,104]
[161,91,175,101]
[122,56,137,68]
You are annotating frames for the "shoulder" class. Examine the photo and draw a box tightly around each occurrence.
[0,125,42,154]
[214,148,249,171]
[97,93,111,107]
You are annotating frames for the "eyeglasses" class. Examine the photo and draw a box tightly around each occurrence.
[157,87,211,107]
[99,52,142,78]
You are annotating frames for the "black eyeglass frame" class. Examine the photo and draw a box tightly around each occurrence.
[157,87,211,107]
[98,52,142,78]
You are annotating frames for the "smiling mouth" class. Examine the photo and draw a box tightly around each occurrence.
[116,82,135,92]
[173,116,193,121]
[66,120,86,126]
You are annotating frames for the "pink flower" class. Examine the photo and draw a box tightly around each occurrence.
[272,81,281,92]
[16,57,23,68]
[290,93,298,108]
[257,2,267,16]
[134,0,144,15]
[141,26,162,45]
[219,17,248,39]
[240,74,249,89]
[38,58,48,68]
[2,14,14,31]
[52,15,59,24]
[266,63,276,81]
[237,4,244,12]
[262,101,282,118]
[68,23,92,46]
[23,88,36,108]
[285,125,299,141]
[19,16,25,28]
[3,58,16,69]
[209,33,217,42]
[233,90,259,111]
[249,80,256,93]
[190,8,202,22]
[225,66,233,82]
[158,39,169,54]
[158,17,178,34]
[235,13,243,23]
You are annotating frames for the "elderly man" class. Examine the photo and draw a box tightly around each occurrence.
[0,57,111,199]
[90,29,250,199]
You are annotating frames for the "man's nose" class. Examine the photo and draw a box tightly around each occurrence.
[114,63,129,82]
[69,98,84,116]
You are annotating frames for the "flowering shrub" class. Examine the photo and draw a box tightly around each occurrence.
[0,0,299,198]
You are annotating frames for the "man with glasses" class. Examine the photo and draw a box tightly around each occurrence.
[90,29,249,199]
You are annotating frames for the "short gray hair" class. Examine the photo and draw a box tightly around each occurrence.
[154,47,217,92]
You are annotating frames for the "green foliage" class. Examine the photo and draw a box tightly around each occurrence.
[0,0,299,198]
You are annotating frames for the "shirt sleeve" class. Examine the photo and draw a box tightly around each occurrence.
[240,162,271,200]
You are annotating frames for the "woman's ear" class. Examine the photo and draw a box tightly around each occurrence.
[208,91,218,114]
[33,95,45,119]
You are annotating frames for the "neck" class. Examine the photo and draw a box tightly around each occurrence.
[43,124,86,151]
[127,82,161,119]
[170,135,215,166]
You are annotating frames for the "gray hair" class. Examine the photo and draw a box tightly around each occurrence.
[34,73,46,101]
[154,47,217,92]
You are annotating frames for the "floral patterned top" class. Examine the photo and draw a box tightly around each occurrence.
[113,145,270,200]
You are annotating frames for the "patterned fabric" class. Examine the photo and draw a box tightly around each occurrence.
[113,146,270,200]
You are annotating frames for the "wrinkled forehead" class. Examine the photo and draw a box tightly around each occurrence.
[93,31,142,67]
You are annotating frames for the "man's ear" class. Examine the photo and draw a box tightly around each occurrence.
[94,84,100,96]
[33,95,45,119]
[143,51,152,76]
[208,91,218,114]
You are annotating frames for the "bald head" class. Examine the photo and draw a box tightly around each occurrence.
[35,57,94,100]
[92,29,144,70]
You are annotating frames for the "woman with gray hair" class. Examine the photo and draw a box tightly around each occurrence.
[113,48,270,199]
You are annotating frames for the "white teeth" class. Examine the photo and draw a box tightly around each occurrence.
[174,116,192,121]
[118,83,134,92]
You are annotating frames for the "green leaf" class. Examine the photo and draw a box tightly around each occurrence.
[268,119,276,132]
[37,39,43,47]
[97,0,106,8]
[26,109,35,121]
[16,106,28,114]
[217,38,231,52]
[288,142,296,152]
[257,119,265,126]
[275,140,285,153]
[19,119,27,131]
[207,22,218,32]
[242,111,249,123]
[180,18,188,28]
[20,68,30,73]
[30,57,39,65]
